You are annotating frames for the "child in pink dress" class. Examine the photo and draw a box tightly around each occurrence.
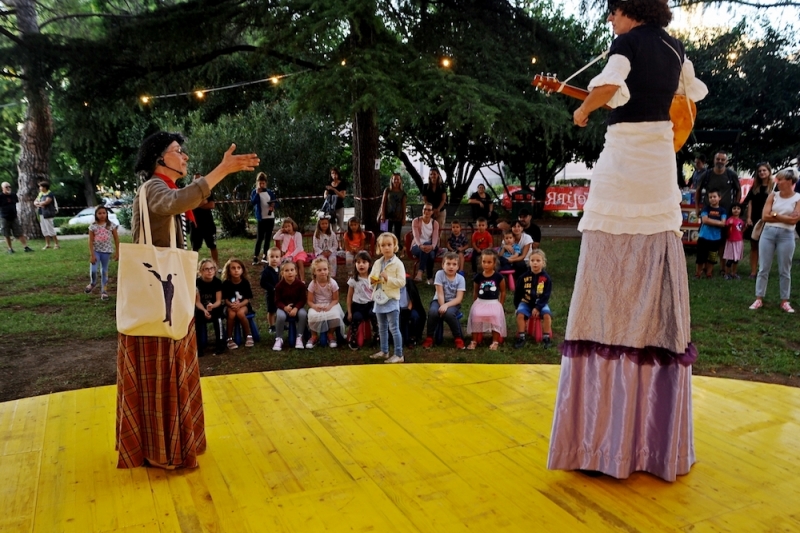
[467,249,507,350]
[723,203,745,279]
[273,217,309,280]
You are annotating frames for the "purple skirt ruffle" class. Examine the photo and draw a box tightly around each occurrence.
[561,339,697,367]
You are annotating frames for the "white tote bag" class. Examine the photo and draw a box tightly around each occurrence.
[116,181,198,340]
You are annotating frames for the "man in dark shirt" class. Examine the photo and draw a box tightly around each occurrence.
[517,208,541,249]
[189,173,219,267]
[694,151,741,215]
[1,182,33,254]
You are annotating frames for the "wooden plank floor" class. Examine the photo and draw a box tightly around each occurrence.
[1,364,799,533]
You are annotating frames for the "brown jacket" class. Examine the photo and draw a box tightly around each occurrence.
[132,177,211,248]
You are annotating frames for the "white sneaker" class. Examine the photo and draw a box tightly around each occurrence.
[272,338,283,351]
[329,339,338,348]
[305,339,316,349]
[385,355,404,364]
[369,351,389,360]
[295,336,304,349]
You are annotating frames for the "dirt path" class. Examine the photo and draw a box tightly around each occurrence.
[2,337,797,403]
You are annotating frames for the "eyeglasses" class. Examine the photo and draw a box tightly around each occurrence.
[423,208,433,212]
[163,147,188,157]
[201,266,216,271]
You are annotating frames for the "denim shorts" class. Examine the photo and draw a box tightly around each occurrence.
[516,301,551,318]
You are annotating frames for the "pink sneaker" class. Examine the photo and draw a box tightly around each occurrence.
[749,299,763,310]
[781,301,795,313]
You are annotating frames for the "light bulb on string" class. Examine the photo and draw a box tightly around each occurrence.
[270,76,279,85]
[140,96,150,104]
[441,57,452,68]
[194,90,205,99]
[341,59,346,66]
[531,57,537,64]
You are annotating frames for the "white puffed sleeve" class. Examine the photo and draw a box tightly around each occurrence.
[587,54,631,108]
[676,58,708,102]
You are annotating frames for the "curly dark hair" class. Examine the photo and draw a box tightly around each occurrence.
[608,0,672,27]
[134,131,184,178]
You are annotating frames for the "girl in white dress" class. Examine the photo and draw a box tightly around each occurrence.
[306,256,345,348]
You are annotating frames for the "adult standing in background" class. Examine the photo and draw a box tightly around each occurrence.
[548,0,707,482]
[690,154,707,189]
[517,208,541,250]
[325,168,347,232]
[34,181,59,250]
[742,162,772,278]
[695,151,741,214]
[379,172,407,250]
[117,131,258,469]
[190,173,220,268]
[250,172,278,265]
[1,182,33,254]
[422,167,447,229]
[749,167,800,313]
[468,184,499,227]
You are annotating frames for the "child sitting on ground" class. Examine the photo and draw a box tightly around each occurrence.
[259,247,282,333]
[343,216,366,275]
[467,249,507,350]
[273,217,309,280]
[195,258,226,355]
[272,261,308,351]
[221,258,254,349]
[723,203,745,280]
[306,256,345,348]
[498,230,521,271]
[446,219,469,274]
[421,252,466,350]
[400,276,426,347]
[470,217,493,274]
[313,217,339,277]
[345,251,379,350]
[513,249,552,349]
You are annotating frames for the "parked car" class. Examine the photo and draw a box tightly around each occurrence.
[68,207,120,226]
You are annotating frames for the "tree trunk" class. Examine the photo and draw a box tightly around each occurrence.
[352,107,381,234]
[10,0,54,239]
[83,167,100,207]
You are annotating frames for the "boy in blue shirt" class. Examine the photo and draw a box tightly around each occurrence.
[696,190,727,279]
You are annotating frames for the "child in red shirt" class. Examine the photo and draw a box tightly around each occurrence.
[723,203,745,279]
[343,216,366,275]
[470,217,493,274]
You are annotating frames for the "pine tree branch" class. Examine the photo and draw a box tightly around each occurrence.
[39,13,134,31]
[0,26,24,46]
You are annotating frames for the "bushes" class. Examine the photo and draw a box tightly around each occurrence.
[59,223,90,235]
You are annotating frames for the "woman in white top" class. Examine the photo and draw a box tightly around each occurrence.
[410,203,440,283]
[750,167,800,312]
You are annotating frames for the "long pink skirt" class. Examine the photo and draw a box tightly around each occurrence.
[548,231,696,481]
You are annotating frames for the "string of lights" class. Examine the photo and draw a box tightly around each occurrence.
[139,70,310,103]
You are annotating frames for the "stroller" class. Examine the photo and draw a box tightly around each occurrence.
[319,193,338,228]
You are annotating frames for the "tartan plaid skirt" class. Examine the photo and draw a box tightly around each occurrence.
[116,322,206,468]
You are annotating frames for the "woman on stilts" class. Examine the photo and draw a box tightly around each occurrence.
[547,0,707,481]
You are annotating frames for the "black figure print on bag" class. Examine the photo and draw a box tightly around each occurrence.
[144,263,175,326]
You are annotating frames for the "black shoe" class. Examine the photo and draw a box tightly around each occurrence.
[23,246,33,252]
[269,326,276,335]
[6,248,13,254]
[348,339,359,351]
[252,256,260,266]
[542,336,552,349]
[513,335,526,349]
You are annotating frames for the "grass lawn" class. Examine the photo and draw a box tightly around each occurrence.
[1,233,799,401]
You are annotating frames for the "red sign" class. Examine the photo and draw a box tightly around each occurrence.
[544,186,590,211]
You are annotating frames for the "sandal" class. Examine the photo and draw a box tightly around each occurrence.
[466,341,477,350]
[227,338,238,350]
[84,284,95,294]
[245,335,254,347]
[489,341,500,351]
[100,292,109,301]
